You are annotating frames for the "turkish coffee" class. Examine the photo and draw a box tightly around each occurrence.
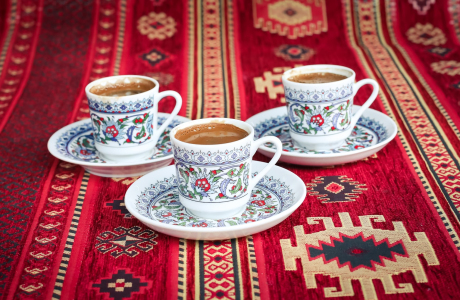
[90,78,156,97]
[175,123,249,145]
[288,72,348,84]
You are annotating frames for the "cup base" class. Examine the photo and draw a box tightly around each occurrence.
[292,138,344,151]
[99,147,155,163]
[290,127,353,151]
[188,205,246,220]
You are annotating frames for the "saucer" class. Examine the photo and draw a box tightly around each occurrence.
[246,106,397,166]
[124,161,306,240]
[48,113,190,177]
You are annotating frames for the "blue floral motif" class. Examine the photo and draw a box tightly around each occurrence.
[55,116,186,163]
[88,96,155,113]
[284,83,353,103]
[253,114,388,154]
[287,99,351,135]
[173,143,251,166]
[134,174,295,227]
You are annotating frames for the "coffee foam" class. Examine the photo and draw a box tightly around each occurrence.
[89,77,155,96]
[174,122,249,145]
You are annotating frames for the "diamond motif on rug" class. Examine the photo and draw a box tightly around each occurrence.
[92,269,149,300]
[324,182,345,194]
[427,47,452,57]
[106,198,132,218]
[274,45,314,61]
[95,226,158,258]
[308,233,406,272]
[141,49,169,67]
[307,175,367,203]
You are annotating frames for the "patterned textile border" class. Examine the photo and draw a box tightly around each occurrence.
[354,0,460,221]
[387,0,460,142]
[51,171,90,300]
[196,0,231,118]
[186,0,195,119]
[227,0,242,120]
[0,0,43,132]
[246,236,260,300]
[177,239,187,300]
[344,0,460,251]
[9,162,84,297]
[4,0,126,298]
[195,240,242,300]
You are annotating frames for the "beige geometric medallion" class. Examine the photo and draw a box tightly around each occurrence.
[280,212,439,300]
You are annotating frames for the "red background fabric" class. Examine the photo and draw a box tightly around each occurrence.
[0,0,460,299]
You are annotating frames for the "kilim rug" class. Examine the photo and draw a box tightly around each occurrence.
[1,0,460,299]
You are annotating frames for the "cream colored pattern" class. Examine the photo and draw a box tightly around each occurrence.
[137,12,176,40]
[431,60,460,76]
[406,23,446,46]
[281,212,439,300]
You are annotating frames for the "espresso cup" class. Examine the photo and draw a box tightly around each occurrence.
[170,118,282,220]
[85,75,182,163]
[282,65,379,150]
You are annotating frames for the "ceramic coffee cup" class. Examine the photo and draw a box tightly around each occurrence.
[170,118,282,219]
[282,65,379,150]
[85,75,182,163]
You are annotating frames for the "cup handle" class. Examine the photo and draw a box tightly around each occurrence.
[350,79,379,128]
[247,136,283,192]
[151,90,183,146]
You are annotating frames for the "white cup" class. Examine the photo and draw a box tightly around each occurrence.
[85,75,182,163]
[170,118,282,219]
[282,65,379,150]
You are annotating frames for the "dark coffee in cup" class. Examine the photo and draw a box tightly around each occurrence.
[175,122,249,145]
[288,72,348,84]
[90,78,156,97]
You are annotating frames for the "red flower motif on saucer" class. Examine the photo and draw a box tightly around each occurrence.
[251,200,266,206]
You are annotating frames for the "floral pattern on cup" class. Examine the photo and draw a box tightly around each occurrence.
[55,116,184,163]
[88,96,154,113]
[284,84,353,103]
[176,162,250,202]
[173,143,251,166]
[287,99,352,135]
[254,114,388,154]
[91,112,154,145]
[135,174,294,227]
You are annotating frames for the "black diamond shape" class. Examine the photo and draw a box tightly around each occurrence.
[141,49,169,67]
[308,234,406,271]
[427,47,452,57]
[93,270,148,300]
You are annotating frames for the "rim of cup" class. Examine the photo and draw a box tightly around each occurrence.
[85,75,159,100]
[281,64,355,87]
[170,118,254,148]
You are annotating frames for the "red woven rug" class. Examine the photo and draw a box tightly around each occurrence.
[1,0,460,299]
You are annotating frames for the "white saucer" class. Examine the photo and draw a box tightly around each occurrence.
[246,106,397,166]
[124,161,306,240]
[48,113,190,177]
